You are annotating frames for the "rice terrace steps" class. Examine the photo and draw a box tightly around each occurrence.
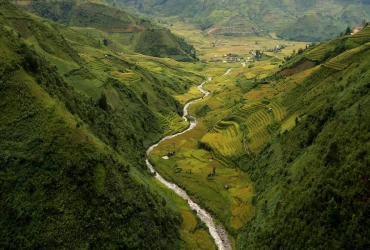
[202,120,244,156]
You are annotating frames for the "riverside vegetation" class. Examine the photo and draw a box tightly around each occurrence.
[2,0,370,249]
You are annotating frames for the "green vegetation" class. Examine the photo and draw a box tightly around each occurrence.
[237,38,370,250]
[0,1,212,249]
[147,13,370,249]
[5,0,370,249]
[18,0,197,61]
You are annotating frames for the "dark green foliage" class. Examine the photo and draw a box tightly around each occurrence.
[103,38,109,46]
[133,29,196,61]
[195,104,211,117]
[197,141,212,151]
[97,92,108,110]
[141,91,148,105]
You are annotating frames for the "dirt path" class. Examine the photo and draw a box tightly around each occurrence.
[146,73,232,250]
[222,68,232,76]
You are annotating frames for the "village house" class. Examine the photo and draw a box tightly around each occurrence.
[352,26,364,34]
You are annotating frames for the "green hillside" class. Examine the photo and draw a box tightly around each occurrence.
[113,0,370,41]
[15,0,197,61]
[0,1,209,248]
[233,29,370,249]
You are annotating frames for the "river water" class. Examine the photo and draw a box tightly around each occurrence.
[145,77,232,250]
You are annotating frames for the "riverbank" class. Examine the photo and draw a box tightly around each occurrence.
[146,76,232,250]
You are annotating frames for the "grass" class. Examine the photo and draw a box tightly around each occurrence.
[281,113,298,133]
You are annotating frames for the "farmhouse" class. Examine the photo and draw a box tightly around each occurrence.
[353,26,364,34]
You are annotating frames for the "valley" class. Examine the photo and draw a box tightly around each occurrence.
[2,1,370,249]
[145,28,307,248]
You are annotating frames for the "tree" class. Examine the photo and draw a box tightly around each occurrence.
[23,51,39,73]
[97,92,108,111]
[103,38,108,46]
[345,27,351,35]
[327,197,338,225]
[141,92,148,105]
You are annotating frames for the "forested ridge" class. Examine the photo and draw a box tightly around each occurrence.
[17,0,197,61]
[0,1,199,248]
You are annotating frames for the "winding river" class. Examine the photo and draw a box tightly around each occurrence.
[146,75,232,250]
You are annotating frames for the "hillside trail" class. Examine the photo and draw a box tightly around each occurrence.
[222,68,232,76]
[146,71,232,250]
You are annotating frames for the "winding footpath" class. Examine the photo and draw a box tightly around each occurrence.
[146,75,232,250]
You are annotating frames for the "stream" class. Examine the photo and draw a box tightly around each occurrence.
[146,76,232,250]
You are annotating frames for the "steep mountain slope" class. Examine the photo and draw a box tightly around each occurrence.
[16,0,196,61]
[113,0,370,41]
[0,1,205,248]
[234,29,370,249]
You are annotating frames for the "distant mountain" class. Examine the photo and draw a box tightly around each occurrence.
[15,0,197,61]
[113,0,370,41]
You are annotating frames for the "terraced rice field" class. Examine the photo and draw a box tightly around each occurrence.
[323,61,348,70]
[79,53,94,63]
[244,110,271,151]
[235,103,266,118]
[138,61,163,72]
[89,59,110,72]
[269,101,287,121]
[306,46,329,60]
[248,127,269,152]
[245,110,271,131]
[160,111,188,135]
[110,71,141,82]
[201,121,243,156]
[229,102,272,152]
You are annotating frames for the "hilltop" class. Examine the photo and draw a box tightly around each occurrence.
[15,0,197,61]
